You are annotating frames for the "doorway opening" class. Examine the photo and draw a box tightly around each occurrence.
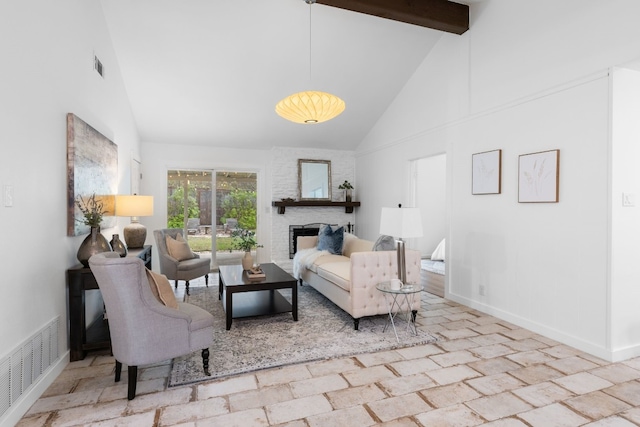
[166,169,258,269]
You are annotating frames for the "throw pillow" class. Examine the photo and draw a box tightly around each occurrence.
[372,234,396,251]
[166,233,196,261]
[431,238,446,261]
[317,225,344,255]
[145,268,179,309]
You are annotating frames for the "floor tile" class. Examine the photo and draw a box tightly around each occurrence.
[465,392,533,421]
[517,402,590,426]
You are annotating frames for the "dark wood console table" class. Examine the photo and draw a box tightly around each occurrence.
[67,245,152,361]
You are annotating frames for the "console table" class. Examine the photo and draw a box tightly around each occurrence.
[67,245,152,361]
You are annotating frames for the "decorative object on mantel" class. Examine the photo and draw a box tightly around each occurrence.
[75,193,112,267]
[231,228,262,270]
[338,180,354,202]
[298,159,331,201]
[109,234,127,257]
[115,195,154,248]
[275,0,345,124]
[281,198,295,202]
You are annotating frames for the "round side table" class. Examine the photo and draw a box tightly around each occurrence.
[376,282,423,342]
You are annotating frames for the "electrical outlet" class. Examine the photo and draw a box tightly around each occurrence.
[479,285,486,296]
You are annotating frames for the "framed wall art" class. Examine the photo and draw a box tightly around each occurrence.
[472,149,502,195]
[67,113,118,236]
[518,149,560,203]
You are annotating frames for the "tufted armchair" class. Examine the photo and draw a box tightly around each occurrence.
[154,228,210,295]
[89,252,214,400]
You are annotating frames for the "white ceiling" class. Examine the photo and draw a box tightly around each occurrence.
[100,0,459,151]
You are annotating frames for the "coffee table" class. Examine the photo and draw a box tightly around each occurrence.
[218,263,298,330]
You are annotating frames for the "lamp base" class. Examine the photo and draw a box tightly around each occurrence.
[123,222,147,249]
[397,239,407,284]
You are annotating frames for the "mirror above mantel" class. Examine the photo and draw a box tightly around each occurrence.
[298,159,331,201]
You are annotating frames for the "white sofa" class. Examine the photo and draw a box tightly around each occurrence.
[294,234,421,329]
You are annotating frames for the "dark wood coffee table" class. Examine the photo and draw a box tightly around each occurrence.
[218,263,298,330]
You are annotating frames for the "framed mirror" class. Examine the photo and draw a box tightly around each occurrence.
[298,159,331,201]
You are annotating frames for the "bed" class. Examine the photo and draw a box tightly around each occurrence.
[421,238,445,297]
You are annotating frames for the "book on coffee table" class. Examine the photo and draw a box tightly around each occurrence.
[246,266,266,280]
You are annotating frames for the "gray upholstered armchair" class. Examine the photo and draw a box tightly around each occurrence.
[89,252,214,400]
[154,228,210,295]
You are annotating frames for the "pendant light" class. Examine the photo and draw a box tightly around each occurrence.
[275,0,345,124]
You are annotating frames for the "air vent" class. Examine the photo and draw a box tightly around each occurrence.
[0,317,60,420]
[94,55,104,78]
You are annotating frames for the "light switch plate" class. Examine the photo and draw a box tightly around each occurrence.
[623,193,635,207]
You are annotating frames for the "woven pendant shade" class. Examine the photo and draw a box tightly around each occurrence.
[275,90,345,124]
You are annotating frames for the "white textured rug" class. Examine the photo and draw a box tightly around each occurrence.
[168,284,438,387]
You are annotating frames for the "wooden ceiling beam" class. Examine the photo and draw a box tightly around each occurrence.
[315,0,469,35]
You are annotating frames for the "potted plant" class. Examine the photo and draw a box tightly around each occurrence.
[338,180,354,202]
[75,193,112,266]
[231,228,263,270]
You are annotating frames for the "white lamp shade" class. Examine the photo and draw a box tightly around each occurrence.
[379,207,423,239]
[115,195,154,217]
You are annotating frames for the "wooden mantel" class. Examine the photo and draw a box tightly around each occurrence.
[272,200,361,214]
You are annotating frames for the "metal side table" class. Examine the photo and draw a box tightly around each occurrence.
[376,281,423,342]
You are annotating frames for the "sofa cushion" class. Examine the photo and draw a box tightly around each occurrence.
[309,254,349,273]
[317,225,344,254]
[343,238,374,257]
[317,262,351,292]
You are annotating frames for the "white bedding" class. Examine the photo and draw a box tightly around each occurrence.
[421,259,445,276]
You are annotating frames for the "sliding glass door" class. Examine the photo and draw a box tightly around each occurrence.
[166,169,257,269]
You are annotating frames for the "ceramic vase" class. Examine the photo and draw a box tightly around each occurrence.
[77,226,112,267]
[242,251,253,270]
[110,233,128,258]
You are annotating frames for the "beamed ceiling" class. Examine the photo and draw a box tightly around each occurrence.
[100,0,470,151]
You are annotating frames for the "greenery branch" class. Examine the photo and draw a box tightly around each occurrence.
[231,228,263,252]
[338,180,353,190]
[75,193,106,228]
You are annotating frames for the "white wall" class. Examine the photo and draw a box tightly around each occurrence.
[610,67,640,359]
[356,0,640,360]
[0,0,140,424]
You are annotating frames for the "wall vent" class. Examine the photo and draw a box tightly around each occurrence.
[0,317,60,420]
[94,55,104,77]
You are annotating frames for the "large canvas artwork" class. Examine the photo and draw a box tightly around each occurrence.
[67,113,118,236]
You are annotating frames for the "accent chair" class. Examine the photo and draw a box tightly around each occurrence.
[89,252,214,400]
[153,228,210,295]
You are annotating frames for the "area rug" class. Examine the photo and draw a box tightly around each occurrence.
[169,285,438,387]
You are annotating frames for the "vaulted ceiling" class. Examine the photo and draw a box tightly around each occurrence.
[100,0,470,151]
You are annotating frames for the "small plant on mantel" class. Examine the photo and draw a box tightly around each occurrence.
[338,180,354,190]
[75,193,107,228]
[231,228,263,252]
[338,180,354,202]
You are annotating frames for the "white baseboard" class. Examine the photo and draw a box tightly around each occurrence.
[445,293,615,362]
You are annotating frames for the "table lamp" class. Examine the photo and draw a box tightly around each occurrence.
[115,195,154,249]
[379,204,423,284]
